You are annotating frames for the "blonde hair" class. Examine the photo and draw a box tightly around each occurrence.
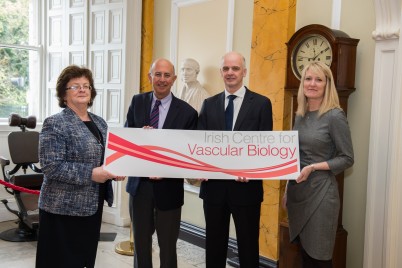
[296,62,341,117]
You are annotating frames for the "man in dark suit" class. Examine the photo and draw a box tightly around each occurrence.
[125,58,198,268]
[198,51,273,268]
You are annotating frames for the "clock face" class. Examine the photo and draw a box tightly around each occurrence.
[291,34,333,79]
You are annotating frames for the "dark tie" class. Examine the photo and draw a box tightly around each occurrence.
[150,100,161,129]
[225,95,237,130]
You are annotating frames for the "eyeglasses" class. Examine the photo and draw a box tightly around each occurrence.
[66,85,92,91]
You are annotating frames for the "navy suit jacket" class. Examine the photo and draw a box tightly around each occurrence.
[197,87,273,205]
[125,92,198,210]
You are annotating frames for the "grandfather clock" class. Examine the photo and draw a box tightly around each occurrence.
[280,24,359,268]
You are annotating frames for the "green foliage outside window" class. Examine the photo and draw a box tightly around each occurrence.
[0,0,29,117]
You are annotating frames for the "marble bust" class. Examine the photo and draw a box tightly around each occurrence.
[176,58,210,113]
[177,58,210,187]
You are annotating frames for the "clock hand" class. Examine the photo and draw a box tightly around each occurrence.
[296,54,317,61]
[297,56,311,59]
[313,48,329,60]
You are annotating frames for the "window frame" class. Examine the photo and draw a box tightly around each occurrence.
[0,0,44,125]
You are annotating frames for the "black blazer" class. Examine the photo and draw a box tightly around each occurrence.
[125,91,198,210]
[198,87,273,205]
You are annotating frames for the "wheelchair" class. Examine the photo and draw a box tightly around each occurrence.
[0,113,43,242]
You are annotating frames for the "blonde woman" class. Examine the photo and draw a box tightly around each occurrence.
[284,62,354,268]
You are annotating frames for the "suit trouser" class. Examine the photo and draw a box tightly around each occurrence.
[129,180,181,268]
[203,200,261,268]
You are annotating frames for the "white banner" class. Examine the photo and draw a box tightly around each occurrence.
[104,128,300,180]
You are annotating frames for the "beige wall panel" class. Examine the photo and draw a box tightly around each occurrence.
[176,0,229,95]
[153,0,171,59]
[341,1,375,268]
[295,0,332,29]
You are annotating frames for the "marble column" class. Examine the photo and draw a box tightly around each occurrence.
[140,0,154,93]
[249,0,296,261]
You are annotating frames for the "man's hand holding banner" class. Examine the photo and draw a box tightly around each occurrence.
[104,128,300,180]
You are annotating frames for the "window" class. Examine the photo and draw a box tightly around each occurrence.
[0,0,42,122]
[0,0,140,127]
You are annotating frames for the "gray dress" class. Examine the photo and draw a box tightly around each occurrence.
[287,108,354,260]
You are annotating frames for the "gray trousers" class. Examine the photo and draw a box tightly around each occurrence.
[129,180,181,268]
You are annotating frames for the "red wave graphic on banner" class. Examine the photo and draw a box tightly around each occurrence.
[106,132,298,178]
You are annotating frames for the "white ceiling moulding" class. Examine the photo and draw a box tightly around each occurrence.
[372,0,400,40]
